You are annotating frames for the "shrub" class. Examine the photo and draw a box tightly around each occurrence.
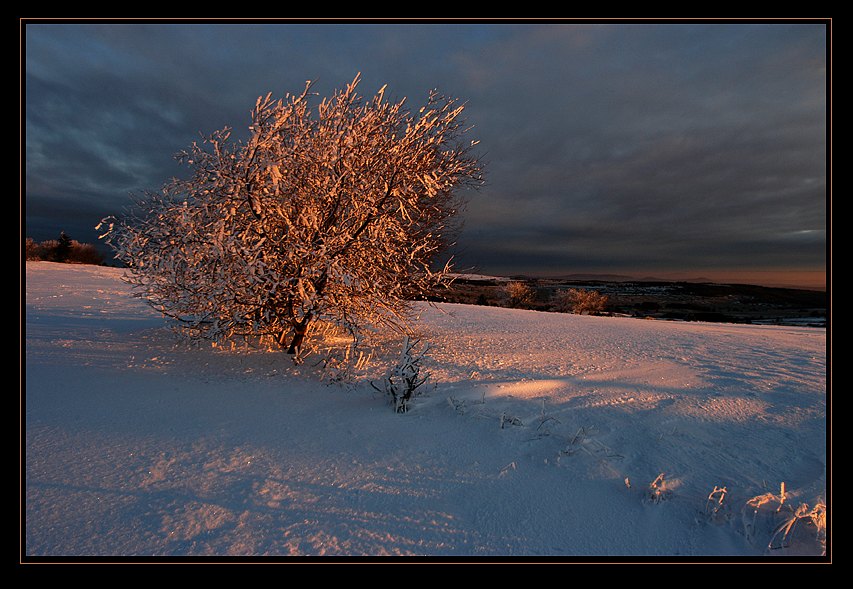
[371,337,430,413]
[25,237,40,260]
[505,281,536,309]
[553,288,609,315]
[68,241,105,265]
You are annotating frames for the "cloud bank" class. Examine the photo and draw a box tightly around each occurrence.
[24,22,827,286]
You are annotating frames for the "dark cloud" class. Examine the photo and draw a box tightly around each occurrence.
[24,22,827,286]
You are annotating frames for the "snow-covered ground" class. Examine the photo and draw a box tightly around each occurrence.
[24,262,827,558]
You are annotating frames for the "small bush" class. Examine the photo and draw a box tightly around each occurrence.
[704,486,731,524]
[68,241,105,265]
[644,473,673,504]
[505,281,536,309]
[553,288,609,315]
[26,238,59,261]
[25,237,41,261]
[371,337,430,413]
[742,483,826,556]
[768,501,827,556]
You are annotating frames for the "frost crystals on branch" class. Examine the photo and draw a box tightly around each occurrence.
[98,74,484,362]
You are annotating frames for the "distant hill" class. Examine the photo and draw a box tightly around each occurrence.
[471,272,823,292]
[546,273,636,282]
[638,276,715,284]
[529,273,719,284]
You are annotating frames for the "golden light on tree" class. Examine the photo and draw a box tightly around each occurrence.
[100,74,484,359]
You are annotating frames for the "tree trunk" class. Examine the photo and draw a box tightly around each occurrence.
[285,274,326,354]
[286,315,312,354]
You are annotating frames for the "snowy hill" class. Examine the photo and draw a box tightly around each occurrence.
[24,262,827,558]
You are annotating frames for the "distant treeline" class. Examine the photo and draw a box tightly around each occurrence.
[25,232,105,266]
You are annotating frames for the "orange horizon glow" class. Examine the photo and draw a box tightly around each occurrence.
[532,268,827,290]
[636,269,826,291]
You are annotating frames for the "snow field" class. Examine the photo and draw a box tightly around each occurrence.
[25,262,827,557]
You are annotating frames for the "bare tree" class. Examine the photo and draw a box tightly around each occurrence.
[99,74,483,358]
[553,288,609,315]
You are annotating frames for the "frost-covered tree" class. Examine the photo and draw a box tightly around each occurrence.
[553,288,609,315]
[505,281,536,309]
[99,75,483,357]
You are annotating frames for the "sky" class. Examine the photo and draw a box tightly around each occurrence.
[23,21,828,289]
